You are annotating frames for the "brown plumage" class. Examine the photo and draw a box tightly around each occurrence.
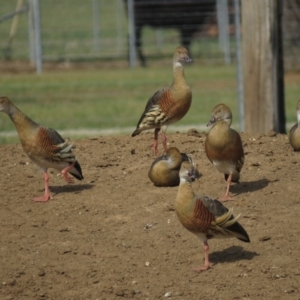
[131,46,192,154]
[289,100,300,151]
[0,96,83,202]
[175,161,250,271]
[148,147,198,187]
[205,103,244,201]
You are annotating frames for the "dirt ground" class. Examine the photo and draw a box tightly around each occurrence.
[1,129,300,300]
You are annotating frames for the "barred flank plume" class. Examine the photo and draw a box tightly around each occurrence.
[54,141,76,162]
[212,207,250,242]
[36,128,76,163]
[192,199,215,232]
[201,195,250,242]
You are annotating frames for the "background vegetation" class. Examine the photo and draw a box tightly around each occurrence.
[1,1,299,144]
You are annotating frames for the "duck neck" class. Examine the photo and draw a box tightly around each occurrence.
[8,104,38,141]
[208,121,233,149]
[177,178,193,197]
[213,118,232,131]
[297,110,300,128]
[171,62,188,88]
[176,178,196,211]
[223,117,232,127]
[167,152,182,170]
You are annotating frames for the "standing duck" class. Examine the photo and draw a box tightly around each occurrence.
[131,46,192,154]
[0,96,83,202]
[289,100,300,151]
[148,147,197,187]
[175,161,250,271]
[205,103,244,201]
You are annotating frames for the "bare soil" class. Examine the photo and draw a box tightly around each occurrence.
[1,130,300,300]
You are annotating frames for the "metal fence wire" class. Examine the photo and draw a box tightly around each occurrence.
[0,0,300,70]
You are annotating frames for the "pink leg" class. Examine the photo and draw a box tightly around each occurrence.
[194,241,213,272]
[61,162,75,183]
[161,131,168,153]
[33,172,51,202]
[219,174,234,201]
[151,128,161,155]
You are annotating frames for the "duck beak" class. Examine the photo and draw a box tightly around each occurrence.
[188,169,197,181]
[183,55,192,63]
[207,116,217,126]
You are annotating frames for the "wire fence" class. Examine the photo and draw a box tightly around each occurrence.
[0,0,300,70]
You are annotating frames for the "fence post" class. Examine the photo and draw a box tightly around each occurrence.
[28,0,42,74]
[33,0,42,74]
[116,0,124,55]
[217,0,231,64]
[28,0,35,64]
[92,0,100,52]
[127,0,137,67]
[156,29,164,49]
[274,0,285,133]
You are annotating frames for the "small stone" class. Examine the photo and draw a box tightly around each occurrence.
[3,279,16,286]
[267,130,276,137]
[186,128,200,137]
[259,236,271,242]
[164,291,172,297]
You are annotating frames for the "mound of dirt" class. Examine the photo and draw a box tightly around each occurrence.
[0,130,299,299]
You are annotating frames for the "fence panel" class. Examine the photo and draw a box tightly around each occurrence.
[0,0,300,69]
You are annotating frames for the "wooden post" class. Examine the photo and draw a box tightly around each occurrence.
[242,0,285,133]
[234,0,244,131]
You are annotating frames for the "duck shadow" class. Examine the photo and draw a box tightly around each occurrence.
[230,178,269,196]
[49,184,94,196]
[210,245,259,265]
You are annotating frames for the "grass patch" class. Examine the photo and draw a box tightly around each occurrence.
[0,63,300,144]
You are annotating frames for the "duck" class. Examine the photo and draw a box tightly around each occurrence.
[289,100,300,151]
[148,146,198,187]
[131,46,192,155]
[204,103,244,201]
[0,96,83,202]
[175,161,250,271]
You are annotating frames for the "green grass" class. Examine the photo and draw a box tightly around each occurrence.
[1,63,300,144]
[1,1,300,147]
[0,63,235,144]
